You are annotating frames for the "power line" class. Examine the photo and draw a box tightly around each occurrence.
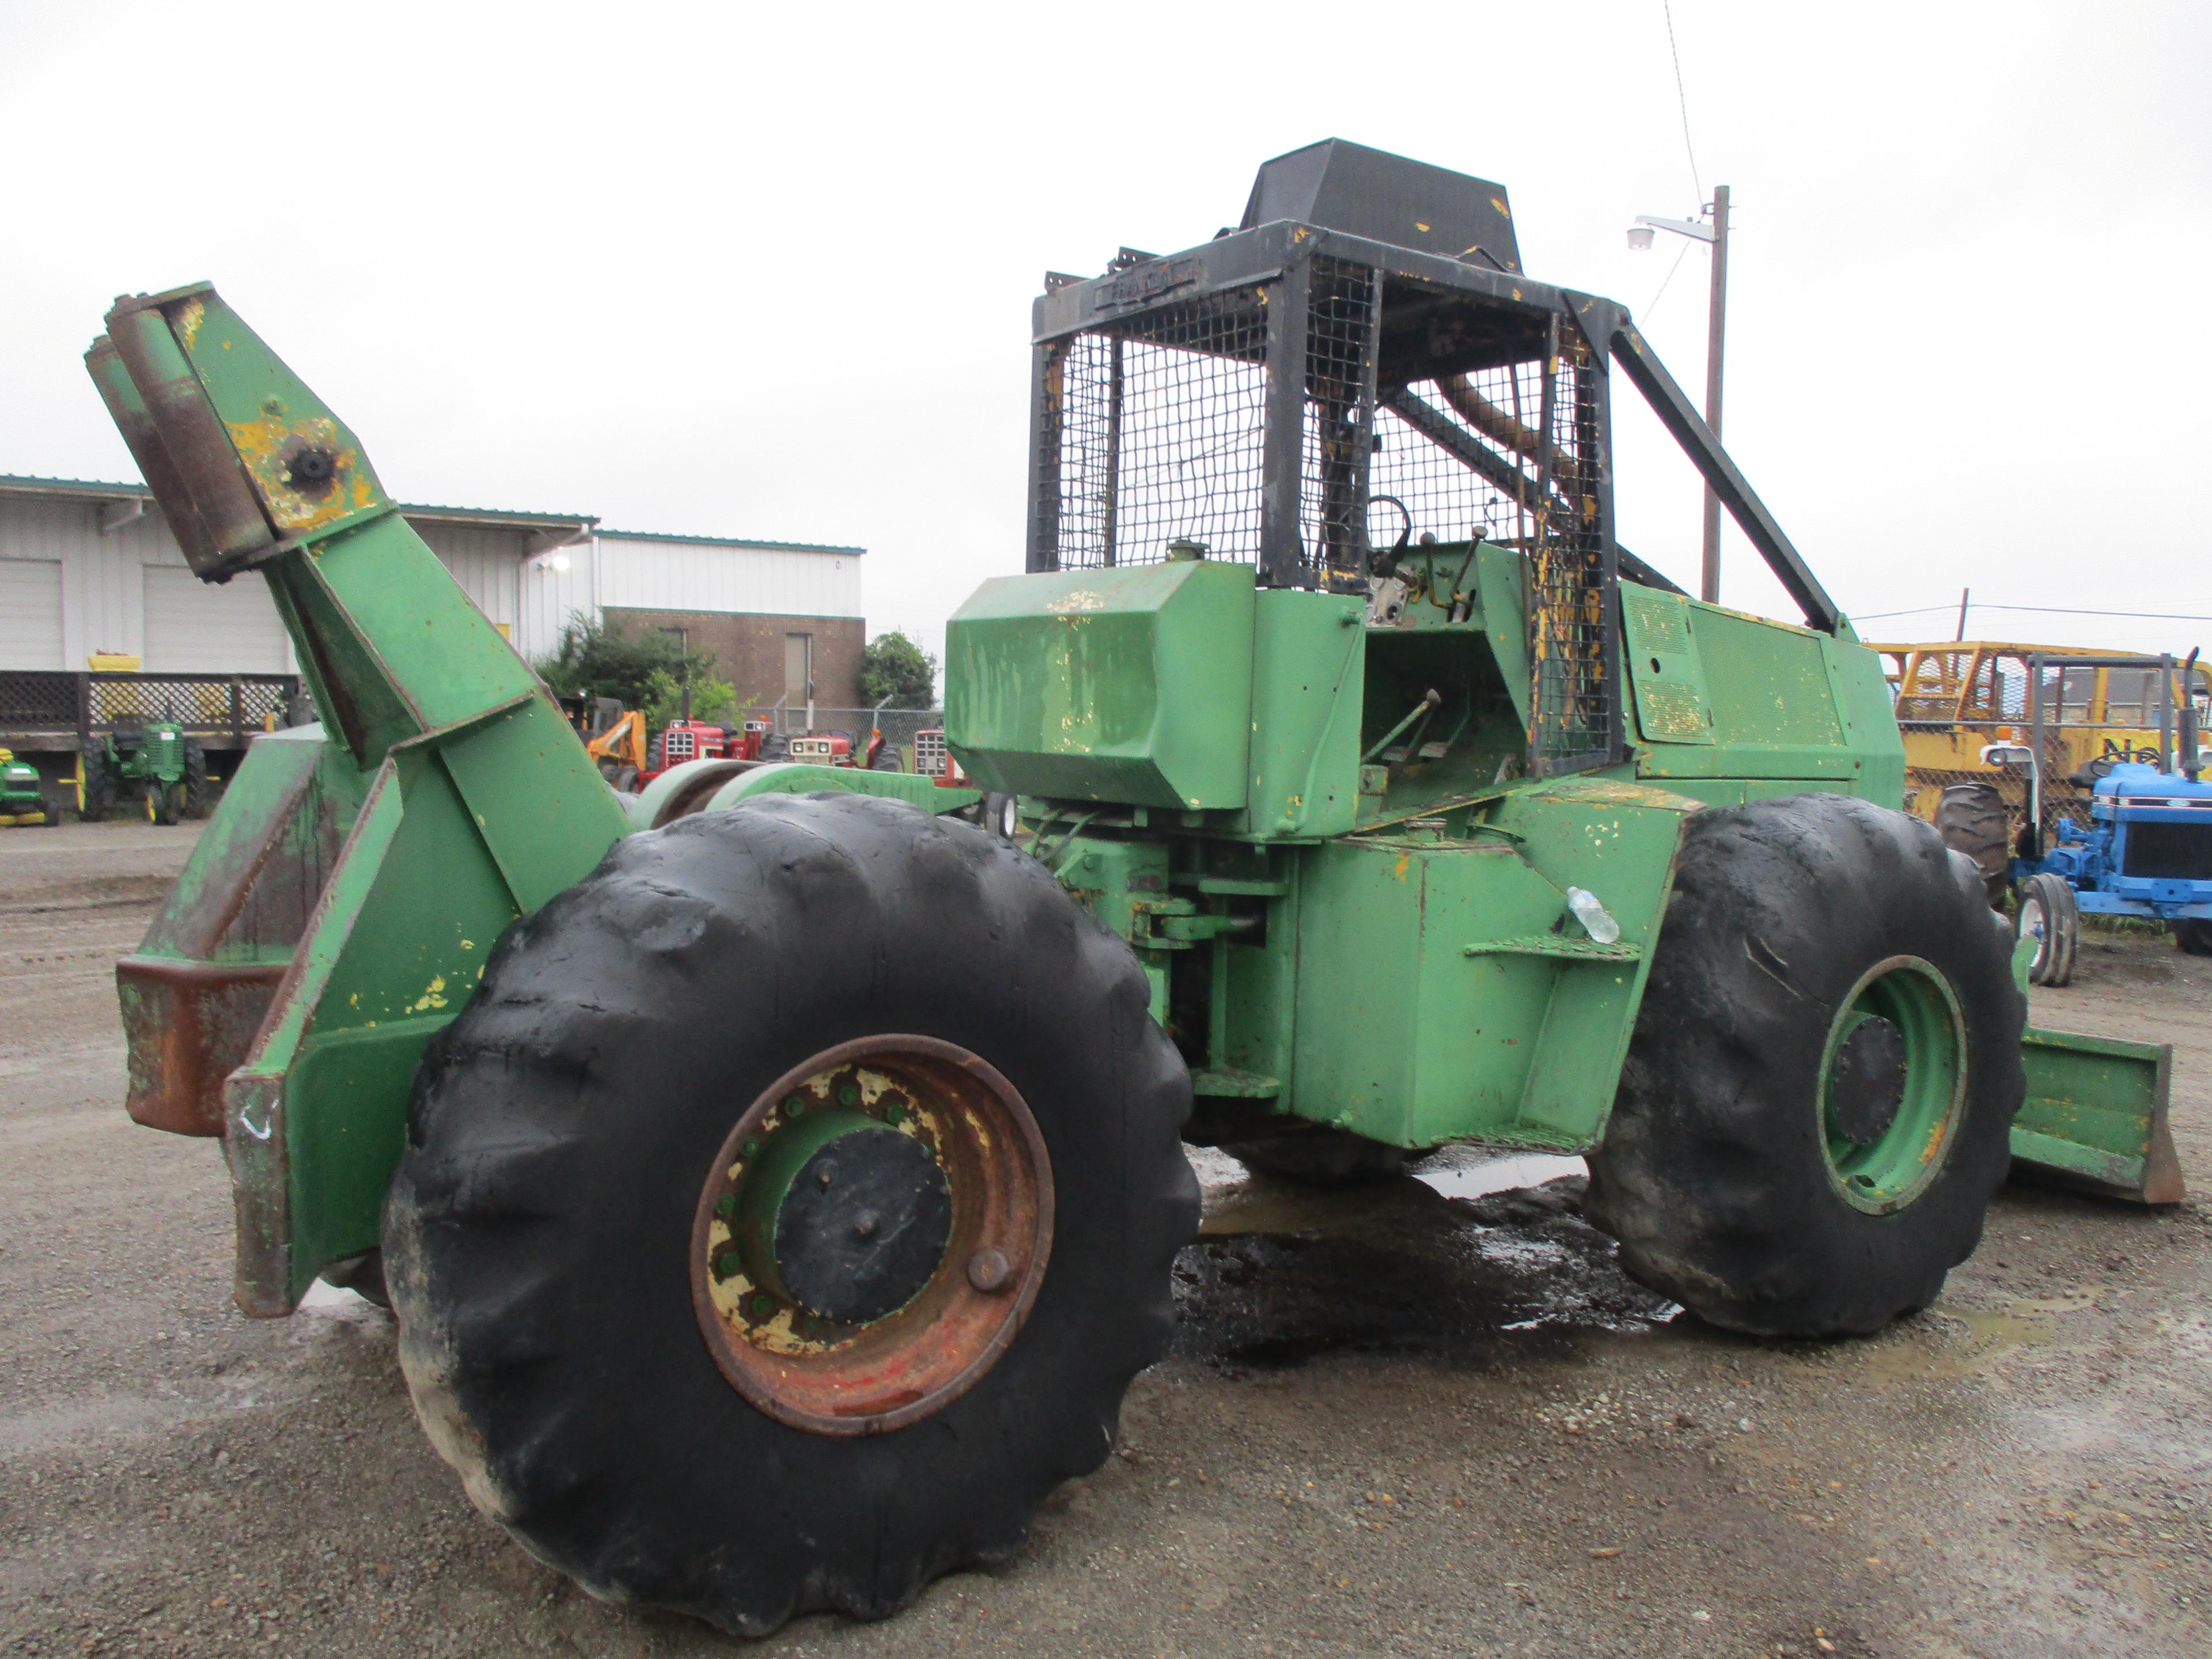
[1662,1,1703,204]
[1851,602,2212,624]
[1643,236,1694,320]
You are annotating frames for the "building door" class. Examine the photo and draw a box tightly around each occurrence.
[0,560,63,669]
[142,565,290,672]
[785,632,812,721]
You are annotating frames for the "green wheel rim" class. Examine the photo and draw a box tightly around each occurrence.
[1816,955,1967,1214]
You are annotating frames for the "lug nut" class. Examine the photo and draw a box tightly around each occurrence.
[854,1209,880,1238]
[967,1248,1012,1293]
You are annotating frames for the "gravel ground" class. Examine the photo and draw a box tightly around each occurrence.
[2,821,2207,1658]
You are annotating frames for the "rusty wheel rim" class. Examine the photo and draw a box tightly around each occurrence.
[690,1035,1054,1435]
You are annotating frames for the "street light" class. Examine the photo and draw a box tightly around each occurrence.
[1627,185,1730,605]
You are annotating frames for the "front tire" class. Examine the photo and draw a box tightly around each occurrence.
[2016,870,2078,986]
[383,794,1196,1635]
[1585,793,2024,1338]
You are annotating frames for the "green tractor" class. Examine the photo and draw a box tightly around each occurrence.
[0,748,56,827]
[81,715,206,824]
[91,142,2179,1637]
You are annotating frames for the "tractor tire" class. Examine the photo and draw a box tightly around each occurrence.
[983,791,1019,840]
[144,780,169,825]
[78,740,113,822]
[181,738,209,819]
[1223,1129,1421,1185]
[1934,781,2010,908]
[2176,919,2212,957]
[1584,792,2024,1338]
[2016,871,2078,987]
[382,794,1196,1636]
[870,743,900,771]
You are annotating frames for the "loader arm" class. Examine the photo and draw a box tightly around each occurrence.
[90,285,631,1313]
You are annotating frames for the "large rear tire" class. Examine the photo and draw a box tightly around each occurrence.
[1934,780,2010,908]
[78,740,113,822]
[383,794,1195,1635]
[181,738,209,819]
[2173,919,2212,957]
[1585,792,2024,1338]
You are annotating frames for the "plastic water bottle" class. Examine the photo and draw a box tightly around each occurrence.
[1566,887,1620,945]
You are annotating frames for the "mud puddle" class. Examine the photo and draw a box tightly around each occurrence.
[1178,1147,1679,1368]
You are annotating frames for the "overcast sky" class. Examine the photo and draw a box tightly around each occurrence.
[3,2,2206,669]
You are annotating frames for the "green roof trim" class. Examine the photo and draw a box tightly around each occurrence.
[1,478,850,552]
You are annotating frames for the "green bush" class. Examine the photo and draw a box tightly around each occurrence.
[862,630,939,709]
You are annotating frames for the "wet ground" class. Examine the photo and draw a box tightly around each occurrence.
[2,823,2209,1657]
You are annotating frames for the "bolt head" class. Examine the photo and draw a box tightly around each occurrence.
[966,1248,1012,1294]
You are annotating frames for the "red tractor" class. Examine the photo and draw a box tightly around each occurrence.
[642,719,730,786]
[914,728,1016,838]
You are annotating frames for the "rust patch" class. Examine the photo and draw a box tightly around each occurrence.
[225,412,372,534]
[117,956,285,1136]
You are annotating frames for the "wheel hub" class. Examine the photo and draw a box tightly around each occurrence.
[1817,956,1968,1214]
[691,1036,1052,1435]
[1827,1016,1907,1145]
[775,1127,953,1324]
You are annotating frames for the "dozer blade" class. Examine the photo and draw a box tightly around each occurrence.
[2006,942,2185,1205]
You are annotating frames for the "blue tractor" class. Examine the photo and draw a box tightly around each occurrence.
[2004,650,2211,984]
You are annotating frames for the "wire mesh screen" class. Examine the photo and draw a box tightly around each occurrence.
[1032,260,1616,767]
[1370,364,1551,550]
[1039,287,1270,567]
[1299,259,1380,583]
[1525,329,1612,772]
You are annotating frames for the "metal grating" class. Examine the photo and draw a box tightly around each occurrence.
[1525,325,1613,774]
[1029,254,1619,770]
[1040,287,1270,568]
[1370,363,1551,550]
[1298,259,1380,586]
[913,728,948,779]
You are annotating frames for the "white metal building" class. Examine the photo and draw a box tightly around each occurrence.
[0,475,863,683]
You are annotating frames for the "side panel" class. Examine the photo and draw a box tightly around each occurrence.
[945,561,1256,808]
[1286,777,1698,1150]
[1624,593,1904,794]
[1237,587,1366,838]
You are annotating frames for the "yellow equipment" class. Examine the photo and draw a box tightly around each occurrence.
[1873,641,2212,833]
[585,708,647,790]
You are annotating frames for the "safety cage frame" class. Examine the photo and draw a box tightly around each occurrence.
[1024,215,1841,779]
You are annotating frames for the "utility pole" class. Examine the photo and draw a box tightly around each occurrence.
[1954,588,1971,642]
[1628,190,1730,603]
[1699,184,1730,605]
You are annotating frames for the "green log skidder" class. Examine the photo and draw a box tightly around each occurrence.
[93,142,2180,1636]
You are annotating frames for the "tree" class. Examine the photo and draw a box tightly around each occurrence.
[535,614,722,715]
[861,630,939,709]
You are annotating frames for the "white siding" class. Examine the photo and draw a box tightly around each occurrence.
[597,536,862,619]
[142,565,290,672]
[514,535,597,664]
[2,490,862,676]
[0,560,63,669]
[416,522,522,638]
